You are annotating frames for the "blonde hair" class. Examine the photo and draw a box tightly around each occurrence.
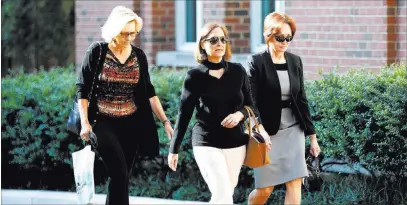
[194,22,232,63]
[101,6,143,43]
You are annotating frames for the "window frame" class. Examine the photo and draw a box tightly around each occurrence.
[250,0,285,53]
[175,0,203,51]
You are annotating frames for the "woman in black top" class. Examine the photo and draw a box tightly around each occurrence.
[76,6,173,205]
[246,12,321,205]
[168,23,268,204]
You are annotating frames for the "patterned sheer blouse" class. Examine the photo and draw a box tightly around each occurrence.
[97,48,140,118]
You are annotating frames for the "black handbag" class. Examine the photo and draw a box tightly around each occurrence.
[303,156,323,192]
[67,42,102,136]
[67,99,83,135]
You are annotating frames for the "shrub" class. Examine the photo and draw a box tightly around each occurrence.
[307,62,407,179]
[1,67,205,193]
[1,67,81,189]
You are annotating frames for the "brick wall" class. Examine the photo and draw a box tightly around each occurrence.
[285,0,406,79]
[224,1,251,53]
[139,0,175,65]
[202,1,226,23]
[75,0,405,77]
[196,1,251,54]
[75,1,136,68]
[75,0,175,67]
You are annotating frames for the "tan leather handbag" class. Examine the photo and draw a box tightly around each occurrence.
[243,106,271,168]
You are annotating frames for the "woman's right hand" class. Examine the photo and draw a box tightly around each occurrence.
[80,122,92,141]
[168,153,179,171]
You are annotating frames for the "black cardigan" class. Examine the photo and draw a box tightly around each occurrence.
[76,41,159,157]
[246,49,316,136]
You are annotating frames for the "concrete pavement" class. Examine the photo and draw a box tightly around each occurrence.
[1,189,207,204]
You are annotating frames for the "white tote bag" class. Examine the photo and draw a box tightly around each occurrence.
[72,145,96,204]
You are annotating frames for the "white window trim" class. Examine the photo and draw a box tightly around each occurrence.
[250,0,285,53]
[175,0,203,52]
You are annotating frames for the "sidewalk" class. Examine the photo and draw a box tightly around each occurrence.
[1,189,207,204]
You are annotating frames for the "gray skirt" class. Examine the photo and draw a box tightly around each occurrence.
[253,108,308,188]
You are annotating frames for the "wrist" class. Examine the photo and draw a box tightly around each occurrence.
[162,119,170,125]
[309,134,317,141]
[235,111,244,121]
[81,120,89,126]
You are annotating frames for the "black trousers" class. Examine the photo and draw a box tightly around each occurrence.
[93,114,140,205]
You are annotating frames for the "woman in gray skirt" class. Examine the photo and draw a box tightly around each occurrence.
[246,12,321,205]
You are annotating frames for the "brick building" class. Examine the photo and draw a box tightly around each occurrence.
[75,0,406,79]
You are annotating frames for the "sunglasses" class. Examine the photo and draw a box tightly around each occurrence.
[274,35,293,43]
[204,36,229,45]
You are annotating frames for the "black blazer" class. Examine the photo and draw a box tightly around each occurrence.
[246,49,316,136]
[76,42,160,157]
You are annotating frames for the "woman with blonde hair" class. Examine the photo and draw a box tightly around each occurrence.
[76,6,173,205]
[246,12,321,205]
[167,22,270,204]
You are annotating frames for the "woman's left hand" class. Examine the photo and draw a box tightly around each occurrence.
[260,131,272,152]
[164,121,174,140]
[221,112,243,128]
[309,135,321,157]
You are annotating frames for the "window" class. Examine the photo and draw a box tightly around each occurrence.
[261,0,275,44]
[175,0,203,51]
[186,0,196,42]
[250,0,284,52]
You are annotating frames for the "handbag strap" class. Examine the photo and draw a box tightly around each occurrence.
[243,106,253,137]
[87,42,103,106]
[243,106,260,131]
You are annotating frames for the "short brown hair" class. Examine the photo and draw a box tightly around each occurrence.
[263,12,297,44]
[194,22,232,63]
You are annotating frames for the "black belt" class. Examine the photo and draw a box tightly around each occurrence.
[281,100,292,108]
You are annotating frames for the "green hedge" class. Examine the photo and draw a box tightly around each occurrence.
[0,67,210,197]
[1,67,80,189]
[2,63,406,204]
[307,63,407,179]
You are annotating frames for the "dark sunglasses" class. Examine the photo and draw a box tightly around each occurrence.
[204,36,229,45]
[274,35,293,43]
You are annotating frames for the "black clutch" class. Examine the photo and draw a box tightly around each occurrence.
[303,156,323,192]
[88,131,98,148]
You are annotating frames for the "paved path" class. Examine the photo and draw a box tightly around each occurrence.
[1,189,207,204]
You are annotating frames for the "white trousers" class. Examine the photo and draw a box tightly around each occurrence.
[193,145,246,204]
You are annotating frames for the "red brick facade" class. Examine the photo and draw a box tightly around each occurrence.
[75,1,137,66]
[139,0,175,65]
[224,1,251,54]
[286,0,407,78]
[75,0,406,79]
